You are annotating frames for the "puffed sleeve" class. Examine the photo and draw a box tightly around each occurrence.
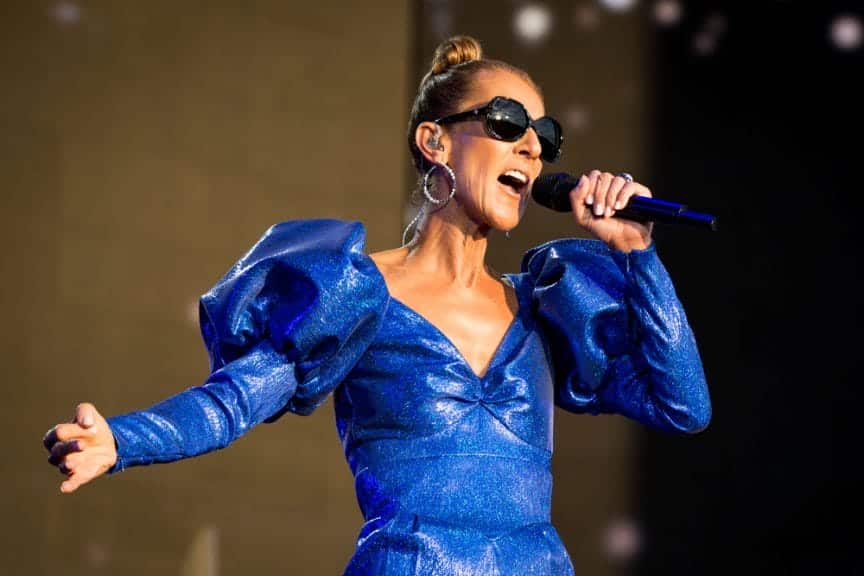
[106,219,389,471]
[523,238,711,433]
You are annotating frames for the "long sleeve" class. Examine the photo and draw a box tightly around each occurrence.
[107,219,389,471]
[523,239,711,434]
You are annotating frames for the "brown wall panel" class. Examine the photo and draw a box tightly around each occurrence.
[2,2,409,574]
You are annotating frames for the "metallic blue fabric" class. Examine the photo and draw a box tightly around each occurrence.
[106,219,710,575]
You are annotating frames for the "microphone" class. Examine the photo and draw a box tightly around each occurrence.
[532,172,719,231]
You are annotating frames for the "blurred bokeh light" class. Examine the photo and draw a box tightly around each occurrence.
[51,1,81,24]
[514,2,554,45]
[830,14,862,51]
[598,0,638,13]
[653,0,682,27]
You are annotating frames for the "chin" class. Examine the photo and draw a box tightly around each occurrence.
[486,208,522,232]
[464,190,524,232]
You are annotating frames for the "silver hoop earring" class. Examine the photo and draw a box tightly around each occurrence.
[422,163,456,205]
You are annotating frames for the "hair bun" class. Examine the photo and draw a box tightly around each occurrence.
[429,35,483,75]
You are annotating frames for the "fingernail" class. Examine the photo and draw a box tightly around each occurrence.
[595,204,604,216]
[83,414,94,427]
[605,207,612,217]
[586,195,593,205]
[614,201,623,210]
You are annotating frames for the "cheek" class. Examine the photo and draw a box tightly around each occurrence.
[448,137,514,208]
[453,163,494,205]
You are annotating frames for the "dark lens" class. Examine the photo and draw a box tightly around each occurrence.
[534,117,562,162]
[486,99,528,141]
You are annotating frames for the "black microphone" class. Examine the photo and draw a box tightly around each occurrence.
[532,172,719,231]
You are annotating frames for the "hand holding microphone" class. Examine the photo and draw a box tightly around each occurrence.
[543,170,656,252]
[532,170,718,250]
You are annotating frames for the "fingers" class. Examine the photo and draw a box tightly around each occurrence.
[58,446,117,493]
[612,175,635,212]
[569,169,654,251]
[578,170,652,217]
[44,403,115,494]
[61,451,84,474]
[591,171,631,216]
[42,426,58,450]
[43,403,101,450]
[60,464,88,493]
[48,439,82,466]
[57,451,84,476]
[592,171,614,217]
[568,170,628,225]
[53,444,113,493]
[568,175,592,227]
[74,403,97,428]
[61,472,92,494]
[60,478,81,494]
[44,422,97,449]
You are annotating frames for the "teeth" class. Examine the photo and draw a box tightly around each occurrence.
[503,170,528,184]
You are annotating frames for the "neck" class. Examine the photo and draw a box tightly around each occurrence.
[407,201,492,288]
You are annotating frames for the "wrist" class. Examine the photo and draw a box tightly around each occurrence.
[608,236,652,253]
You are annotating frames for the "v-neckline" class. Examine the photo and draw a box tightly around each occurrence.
[386,289,523,380]
[366,249,525,379]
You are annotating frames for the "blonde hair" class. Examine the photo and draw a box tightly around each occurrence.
[407,35,539,174]
[427,35,484,78]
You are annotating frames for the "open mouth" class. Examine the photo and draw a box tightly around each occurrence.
[497,170,529,196]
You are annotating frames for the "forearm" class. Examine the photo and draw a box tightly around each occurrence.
[107,342,297,472]
[598,245,711,432]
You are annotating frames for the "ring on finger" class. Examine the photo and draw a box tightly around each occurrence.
[617,172,634,183]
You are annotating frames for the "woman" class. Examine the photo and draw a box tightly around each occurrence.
[43,36,711,575]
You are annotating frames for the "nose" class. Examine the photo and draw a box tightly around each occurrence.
[517,126,543,160]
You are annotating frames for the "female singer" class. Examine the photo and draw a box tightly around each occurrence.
[44,35,711,575]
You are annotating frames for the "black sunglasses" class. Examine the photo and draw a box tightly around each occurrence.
[434,96,564,163]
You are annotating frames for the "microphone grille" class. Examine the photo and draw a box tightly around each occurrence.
[531,172,575,212]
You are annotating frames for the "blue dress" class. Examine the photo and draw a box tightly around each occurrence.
[106,219,711,575]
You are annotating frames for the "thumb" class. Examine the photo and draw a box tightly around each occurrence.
[75,403,97,428]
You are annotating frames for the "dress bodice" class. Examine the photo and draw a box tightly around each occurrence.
[337,273,556,532]
[105,219,711,575]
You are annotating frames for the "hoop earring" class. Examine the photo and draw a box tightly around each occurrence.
[422,163,456,205]
[401,203,426,247]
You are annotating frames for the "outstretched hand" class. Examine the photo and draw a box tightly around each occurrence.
[568,169,654,252]
[43,403,117,493]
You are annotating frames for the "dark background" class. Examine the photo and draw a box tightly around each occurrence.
[639,2,858,574]
[417,2,859,574]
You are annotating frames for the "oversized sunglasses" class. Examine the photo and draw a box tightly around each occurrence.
[434,96,564,163]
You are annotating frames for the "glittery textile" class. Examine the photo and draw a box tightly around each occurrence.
[106,219,711,575]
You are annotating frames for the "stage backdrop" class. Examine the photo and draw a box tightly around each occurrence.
[2,1,655,575]
[2,2,409,575]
